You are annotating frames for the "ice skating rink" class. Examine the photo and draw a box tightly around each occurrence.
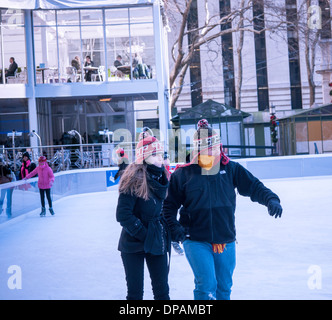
[0,175,331,300]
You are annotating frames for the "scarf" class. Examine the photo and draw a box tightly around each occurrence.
[146,164,169,200]
[21,160,31,178]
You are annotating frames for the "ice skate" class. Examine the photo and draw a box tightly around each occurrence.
[172,242,184,255]
[49,208,55,215]
[40,207,46,216]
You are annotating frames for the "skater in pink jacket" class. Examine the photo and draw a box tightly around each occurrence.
[24,156,55,216]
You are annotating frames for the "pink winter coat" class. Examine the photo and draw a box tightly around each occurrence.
[24,163,55,189]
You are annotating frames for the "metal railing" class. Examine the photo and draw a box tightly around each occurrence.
[0,142,135,174]
[1,142,277,175]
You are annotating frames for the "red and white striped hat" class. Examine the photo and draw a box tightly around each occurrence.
[135,130,164,164]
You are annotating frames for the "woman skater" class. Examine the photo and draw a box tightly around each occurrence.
[24,156,55,216]
[116,130,170,300]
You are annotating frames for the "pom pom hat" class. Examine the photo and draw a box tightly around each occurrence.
[135,129,164,164]
[38,156,47,163]
[179,119,229,167]
[116,148,125,156]
[193,119,221,153]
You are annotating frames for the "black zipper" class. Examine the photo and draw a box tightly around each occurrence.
[207,175,213,243]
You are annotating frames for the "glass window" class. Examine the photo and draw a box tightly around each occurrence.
[322,120,332,152]
[108,99,126,112]
[0,98,28,113]
[0,98,29,147]
[129,7,153,23]
[80,9,103,25]
[130,23,155,79]
[33,10,56,26]
[295,122,309,154]
[81,25,105,81]
[85,99,112,114]
[1,9,24,26]
[0,114,29,147]
[106,24,131,81]
[33,26,58,83]
[0,9,27,84]
[105,8,128,25]
[32,6,156,84]
[87,115,106,143]
[58,26,82,82]
[107,114,126,132]
[57,10,79,26]
[0,25,3,83]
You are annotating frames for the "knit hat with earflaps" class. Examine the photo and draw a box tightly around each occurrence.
[116,147,129,159]
[193,119,221,153]
[22,152,30,160]
[135,129,164,164]
[192,119,229,166]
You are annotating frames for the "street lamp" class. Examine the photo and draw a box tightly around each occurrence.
[99,129,114,166]
[98,128,113,144]
[68,129,83,167]
[28,130,42,156]
[269,104,278,155]
[7,130,22,171]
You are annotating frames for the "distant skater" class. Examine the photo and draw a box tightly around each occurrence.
[114,148,129,181]
[24,156,55,216]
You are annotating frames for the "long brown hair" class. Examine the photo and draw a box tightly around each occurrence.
[119,163,150,200]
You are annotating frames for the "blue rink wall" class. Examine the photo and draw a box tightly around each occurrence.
[1,154,331,224]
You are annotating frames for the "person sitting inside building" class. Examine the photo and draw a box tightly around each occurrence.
[132,53,141,69]
[84,55,96,82]
[114,55,123,68]
[71,56,82,74]
[0,57,18,83]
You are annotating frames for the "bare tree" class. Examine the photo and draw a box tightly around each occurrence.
[164,0,268,110]
[264,0,332,106]
[164,0,289,111]
[235,1,246,110]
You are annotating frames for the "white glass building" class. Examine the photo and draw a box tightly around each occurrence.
[0,0,170,150]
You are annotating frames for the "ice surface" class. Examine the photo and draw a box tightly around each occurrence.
[0,176,331,300]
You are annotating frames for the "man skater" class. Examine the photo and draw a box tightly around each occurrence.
[163,119,282,300]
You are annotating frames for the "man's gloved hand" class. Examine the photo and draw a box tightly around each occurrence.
[268,199,283,218]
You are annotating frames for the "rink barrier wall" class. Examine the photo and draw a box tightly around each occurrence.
[235,153,332,179]
[1,154,332,224]
[0,167,119,224]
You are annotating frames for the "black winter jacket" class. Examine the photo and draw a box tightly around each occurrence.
[163,159,280,244]
[116,165,170,255]
[114,162,129,180]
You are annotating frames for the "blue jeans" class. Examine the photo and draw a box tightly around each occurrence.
[183,239,236,300]
[0,188,13,216]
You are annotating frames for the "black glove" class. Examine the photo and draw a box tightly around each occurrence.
[171,225,186,243]
[268,199,283,218]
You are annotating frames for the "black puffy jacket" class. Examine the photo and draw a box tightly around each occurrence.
[163,159,280,244]
[116,165,170,255]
